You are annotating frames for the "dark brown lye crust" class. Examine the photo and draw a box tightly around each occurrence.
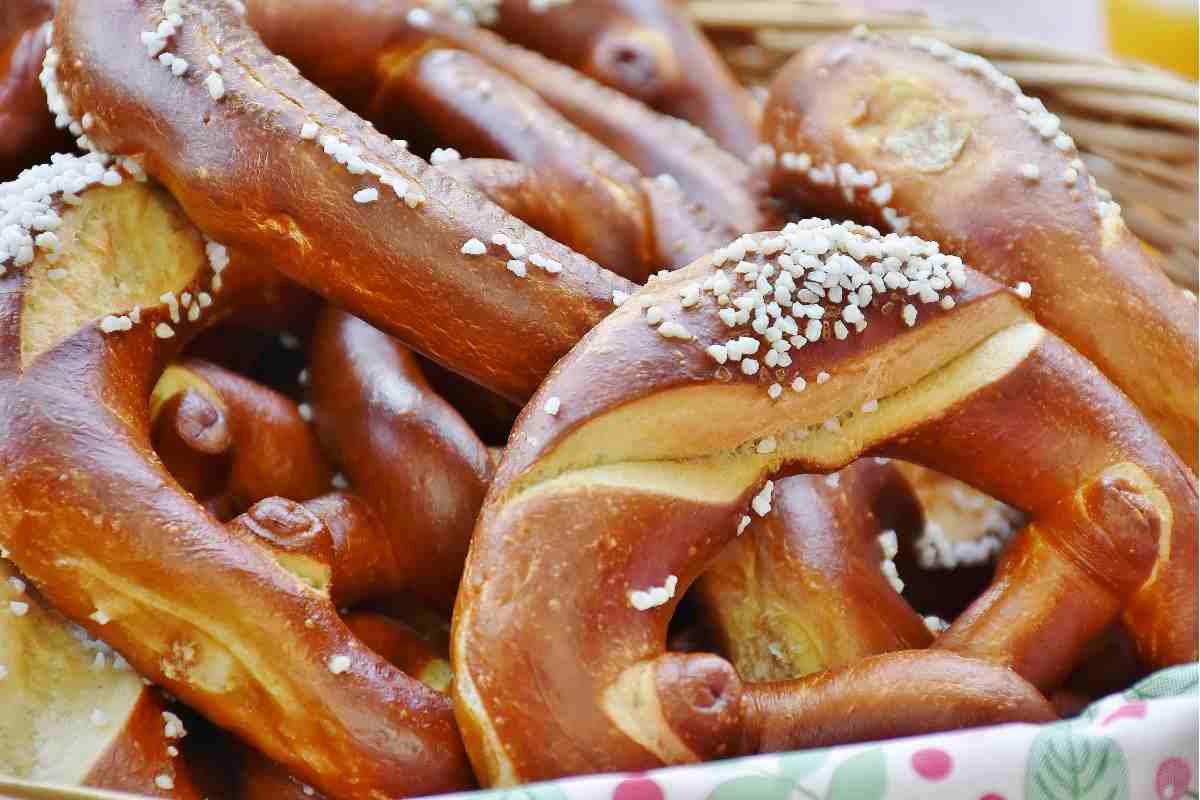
[308,307,492,612]
[0,1,71,178]
[488,0,761,159]
[244,0,764,240]
[53,0,633,403]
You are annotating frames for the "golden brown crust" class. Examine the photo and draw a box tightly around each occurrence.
[0,562,200,799]
[761,33,1199,469]
[440,157,654,280]
[151,360,334,515]
[738,650,1055,753]
[379,48,736,279]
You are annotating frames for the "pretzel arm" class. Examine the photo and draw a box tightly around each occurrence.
[383,49,739,276]
[438,158,646,276]
[488,0,759,158]
[151,360,333,514]
[0,177,471,799]
[737,650,1054,753]
[244,0,764,238]
[226,493,413,610]
[878,332,1198,680]
[53,0,633,402]
[696,462,932,681]
[389,51,652,280]
[453,225,1195,784]
[308,307,492,612]
[760,33,1199,469]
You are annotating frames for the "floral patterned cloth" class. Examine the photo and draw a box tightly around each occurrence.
[443,664,1198,800]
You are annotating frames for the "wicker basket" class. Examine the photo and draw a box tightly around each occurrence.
[690,0,1200,289]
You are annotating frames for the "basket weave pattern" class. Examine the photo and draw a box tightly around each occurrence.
[691,0,1200,289]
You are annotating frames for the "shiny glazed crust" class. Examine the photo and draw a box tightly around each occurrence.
[453,226,1196,785]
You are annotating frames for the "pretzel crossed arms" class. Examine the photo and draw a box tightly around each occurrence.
[0,0,1194,798]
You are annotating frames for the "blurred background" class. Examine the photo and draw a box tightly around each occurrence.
[860,0,1197,77]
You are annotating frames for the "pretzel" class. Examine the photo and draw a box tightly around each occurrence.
[0,561,200,798]
[452,222,1196,784]
[244,0,764,240]
[7,3,1194,796]
[307,306,492,611]
[0,167,473,798]
[486,0,760,159]
[50,0,635,403]
[150,359,334,517]
[696,460,933,681]
[376,48,734,277]
[758,32,1199,470]
[1,0,72,178]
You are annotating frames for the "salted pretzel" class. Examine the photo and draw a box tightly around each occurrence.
[757,32,1199,470]
[0,165,474,797]
[697,460,934,681]
[0,560,202,798]
[150,359,334,519]
[49,0,641,403]
[452,221,1196,784]
[5,1,1195,797]
[485,0,759,159]
[244,0,764,239]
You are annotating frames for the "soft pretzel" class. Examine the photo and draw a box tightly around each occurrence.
[51,0,634,403]
[0,560,201,798]
[1,0,72,178]
[244,0,764,240]
[0,167,472,798]
[374,47,733,277]
[696,460,932,681]
[307,307,492,612]
[758,32,1199,470]
[452,221,1195,784]
[150,359,334,517]
[237,610,452,800]
[486,0,760,159]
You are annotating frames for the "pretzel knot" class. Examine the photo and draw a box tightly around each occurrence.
[453,223,1196,785]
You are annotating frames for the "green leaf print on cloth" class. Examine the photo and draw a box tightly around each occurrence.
[705,747,885,800]
[1125,663,1199,701]
[1026,722,1129,800]
[826,749,887,800]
